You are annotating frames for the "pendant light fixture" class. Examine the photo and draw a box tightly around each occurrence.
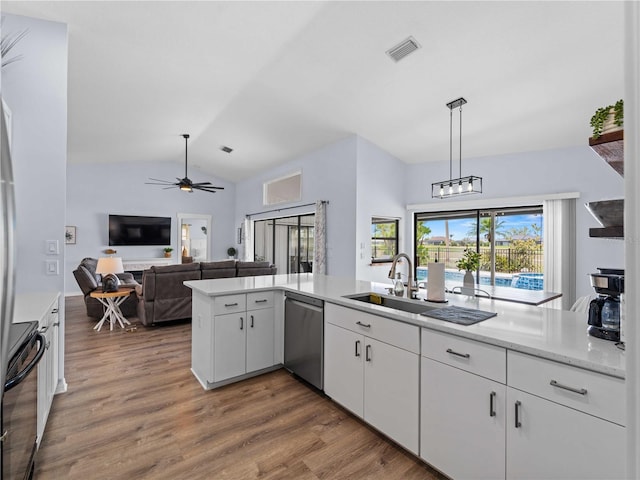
[431,97,482,198]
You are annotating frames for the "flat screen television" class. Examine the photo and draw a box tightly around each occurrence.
[108,215,171,246]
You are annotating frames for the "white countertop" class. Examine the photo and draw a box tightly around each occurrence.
[185,274,625,379]
[13,292,60,325]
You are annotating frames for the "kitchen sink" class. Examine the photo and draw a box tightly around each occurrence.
[343,292,438,315]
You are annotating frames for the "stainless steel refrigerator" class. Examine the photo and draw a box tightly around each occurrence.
[1,97,17,405]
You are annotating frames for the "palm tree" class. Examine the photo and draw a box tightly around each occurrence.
[468,217,506,243]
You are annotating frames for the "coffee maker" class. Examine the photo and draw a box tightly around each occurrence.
[588,268,624,342]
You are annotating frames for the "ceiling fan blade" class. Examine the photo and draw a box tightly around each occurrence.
[147,177,175,183]
[191,181,212,186]
[193,186,218,193]
[146,181,178,186]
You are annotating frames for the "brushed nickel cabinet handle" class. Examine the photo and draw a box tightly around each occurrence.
[240,317,244,330]
[515,401,522,428]
[356,321,371,328]
[254,299,268,303]
[550,379,587,396]
[225,302,239,307]
[365,344,372,362]
[355,340,361,357]
[250,315,254,328]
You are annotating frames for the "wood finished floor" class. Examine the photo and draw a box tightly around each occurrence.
[35,296,445,480]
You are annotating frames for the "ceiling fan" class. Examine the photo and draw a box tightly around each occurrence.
[146,134,224,193]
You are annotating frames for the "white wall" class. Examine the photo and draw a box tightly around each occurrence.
[2,14,68,296]
[2,13,68,393]
[355,136,406,284]
[65,161,236,294]
[234,136,358,277]
[404,146,625,299]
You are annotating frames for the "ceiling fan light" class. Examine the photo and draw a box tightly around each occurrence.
[146,133,225,194]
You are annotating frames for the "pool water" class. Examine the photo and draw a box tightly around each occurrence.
[416,268,543,291]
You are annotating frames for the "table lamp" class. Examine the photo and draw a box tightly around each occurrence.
[96,257,124,293]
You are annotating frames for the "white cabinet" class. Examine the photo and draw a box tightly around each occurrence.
[37,294,60,445]
[246,307,275,373]
[214,312,246,381]
[324,322,363,416]
[191,290,277,388]
[420,329,506,480]
[324,303,419,454]
[506,351,625,480]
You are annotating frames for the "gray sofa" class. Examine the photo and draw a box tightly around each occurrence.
[135,260,277,326]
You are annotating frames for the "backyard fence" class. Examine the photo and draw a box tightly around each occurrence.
[418,246,543,274]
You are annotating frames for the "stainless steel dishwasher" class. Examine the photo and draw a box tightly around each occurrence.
[284,291,324,390]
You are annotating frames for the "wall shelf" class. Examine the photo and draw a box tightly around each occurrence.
[589,130,623,176]
[589,226,623,239]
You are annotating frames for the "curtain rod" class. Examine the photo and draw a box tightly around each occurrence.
[245,200,328,218]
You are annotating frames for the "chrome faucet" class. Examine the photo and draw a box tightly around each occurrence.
[388,253,418,299]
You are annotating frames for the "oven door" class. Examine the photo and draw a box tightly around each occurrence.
[2,330,45,480]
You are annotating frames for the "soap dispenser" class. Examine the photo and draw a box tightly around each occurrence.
[393,273,405,297]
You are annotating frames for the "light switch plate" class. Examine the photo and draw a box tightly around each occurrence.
[46,240,59,255]
[45,260,58,275]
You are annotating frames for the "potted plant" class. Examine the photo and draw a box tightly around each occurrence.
[163,247,173,258]
[227,247,237,259]
[456,247,481,293]
[590,99,623,139]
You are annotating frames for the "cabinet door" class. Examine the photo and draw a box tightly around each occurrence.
[506,388,626,480]
[214,313,246,382]
[246,308,275,373]
[324,322,364,418]
[421,357,506,479]
[364,337,419,455]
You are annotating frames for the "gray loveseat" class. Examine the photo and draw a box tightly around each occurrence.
[136,260,277,326]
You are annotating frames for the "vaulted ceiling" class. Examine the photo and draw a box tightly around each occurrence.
[1,1,624,182]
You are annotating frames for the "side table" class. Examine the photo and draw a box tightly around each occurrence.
[89,288,133,332]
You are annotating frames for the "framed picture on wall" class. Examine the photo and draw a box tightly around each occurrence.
[65,226,76,245]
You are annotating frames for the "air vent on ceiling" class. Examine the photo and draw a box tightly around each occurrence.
[386,36,420,62]
[220,145,233,154]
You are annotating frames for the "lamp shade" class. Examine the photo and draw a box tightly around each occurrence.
[95,257,124,275]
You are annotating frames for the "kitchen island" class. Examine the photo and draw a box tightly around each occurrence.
[186,273,626,480]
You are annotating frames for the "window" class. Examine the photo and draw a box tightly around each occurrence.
[414,206,544,290]
[371,217,399,263]
[263,171,302,206]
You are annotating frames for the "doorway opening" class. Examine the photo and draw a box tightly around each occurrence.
[177,213,211,263]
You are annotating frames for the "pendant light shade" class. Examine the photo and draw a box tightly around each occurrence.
[431,97,482,198]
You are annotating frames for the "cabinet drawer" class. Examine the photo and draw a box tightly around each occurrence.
[422,329,506,383]
[247,291,275,310]
[326,303,419,354]
[507,350,625,426]
[213,294,246,315]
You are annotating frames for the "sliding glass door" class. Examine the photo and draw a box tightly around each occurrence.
[414,206,543,291]
[253,214,315,274]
